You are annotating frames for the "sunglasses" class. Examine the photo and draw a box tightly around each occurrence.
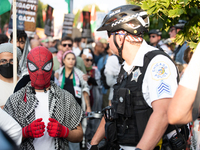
[85,59,93,62]
[108,32,126,38]
[62,44,72,47]
[149,35,156,38]
[169,28,175,32]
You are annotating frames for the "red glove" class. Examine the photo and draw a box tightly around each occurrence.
[22,118,45,138]
[47,118,69,138]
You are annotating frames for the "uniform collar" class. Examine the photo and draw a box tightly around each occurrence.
[123,40,158,73]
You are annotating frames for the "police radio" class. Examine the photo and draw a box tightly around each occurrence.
[162,125,187,150]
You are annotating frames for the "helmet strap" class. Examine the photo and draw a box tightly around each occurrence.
[113,32,127,64]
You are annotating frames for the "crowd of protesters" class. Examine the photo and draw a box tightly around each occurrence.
[0,9,199,149]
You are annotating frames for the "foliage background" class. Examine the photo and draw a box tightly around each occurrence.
[126,0,200,48]
[1,0,199,49]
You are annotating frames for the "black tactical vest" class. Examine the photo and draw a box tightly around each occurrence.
[111,50,179,146]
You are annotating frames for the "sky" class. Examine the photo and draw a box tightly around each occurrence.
[40,0,127,13]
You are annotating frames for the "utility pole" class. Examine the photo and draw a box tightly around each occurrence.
[13,0,17,85]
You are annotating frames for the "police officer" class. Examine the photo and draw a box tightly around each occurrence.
[88,5,179,150]
[149,29,169,52]
[149,29,162,47]
[170,20,189,65]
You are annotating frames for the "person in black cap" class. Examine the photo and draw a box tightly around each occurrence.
[149,29,162,47]
[169,20,187,40]
[149,29,172,57]
[169,20,189,66]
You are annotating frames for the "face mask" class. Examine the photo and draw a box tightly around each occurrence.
[87,43,93,48]
[81,42,86,48]
[27,46,53,90]
[0,63,13,78]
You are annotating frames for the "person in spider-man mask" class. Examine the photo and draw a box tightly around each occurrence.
[3,46,83,150]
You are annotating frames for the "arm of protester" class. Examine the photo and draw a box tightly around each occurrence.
[76,56,87,74]
[168,85,195,124]
[83,92,91,112]
[75,68,90,95]
[104,55,120,87]
[105,73,116,87]
[66,123,83,142]
[82,74,88,81]
[94,68,101,86]
[74,68,91,111]
[136,98,170,149]
[90,117,106,145]
[168,43,200,124]
[0,108,22,145]
[54,72,59,80]
[108,87,114,105]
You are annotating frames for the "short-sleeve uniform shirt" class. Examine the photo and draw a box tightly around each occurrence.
[120,40,178,150]
[123,40,178,107]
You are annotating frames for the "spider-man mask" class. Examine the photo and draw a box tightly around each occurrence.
[27,46,53,90]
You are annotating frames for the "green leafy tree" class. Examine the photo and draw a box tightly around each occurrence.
[36,0,47,28]
[127,0,200,48]
[0,11,10,32]
[74,9,81,27]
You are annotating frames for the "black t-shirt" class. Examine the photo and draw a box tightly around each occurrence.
[64,77,81,106]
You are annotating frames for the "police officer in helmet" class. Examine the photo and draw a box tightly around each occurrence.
[88,5,180,150]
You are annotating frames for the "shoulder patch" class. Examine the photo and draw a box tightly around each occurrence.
[157,80,172,97]
[151,61,171,80]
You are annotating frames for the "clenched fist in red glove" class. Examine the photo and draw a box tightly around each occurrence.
[47,118,69,138]
[22,118,45,138]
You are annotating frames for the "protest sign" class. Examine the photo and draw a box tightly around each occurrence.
[62,13,74,38]
[8,0,38,37]
[82,11,91,38]
[44,5,54,37]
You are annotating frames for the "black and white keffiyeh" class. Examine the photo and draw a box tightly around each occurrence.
[4,81,82,150]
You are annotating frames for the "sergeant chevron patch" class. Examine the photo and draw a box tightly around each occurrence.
[157,80,171,97]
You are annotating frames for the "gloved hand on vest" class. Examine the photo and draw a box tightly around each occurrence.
[47,118,69,138]
[90,145,98,150]
[87,142,98,150]
[22,118,45,138]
